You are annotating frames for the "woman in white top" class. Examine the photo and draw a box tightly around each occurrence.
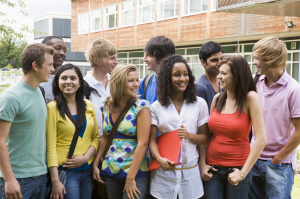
[149,55,210,199]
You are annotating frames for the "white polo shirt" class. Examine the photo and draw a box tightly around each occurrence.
[84,71,110,138]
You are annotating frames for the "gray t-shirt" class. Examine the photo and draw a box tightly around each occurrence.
[40,75,54,104]
[0,81,47,178]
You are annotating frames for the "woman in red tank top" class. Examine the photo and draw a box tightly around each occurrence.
[199,56,267,199]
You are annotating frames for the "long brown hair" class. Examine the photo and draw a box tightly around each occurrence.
[216,55,256,116]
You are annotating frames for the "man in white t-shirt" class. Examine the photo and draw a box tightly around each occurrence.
[84,39,118,138]
[40,36,67,103]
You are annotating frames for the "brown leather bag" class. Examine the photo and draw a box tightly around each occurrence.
[95,98,136,197]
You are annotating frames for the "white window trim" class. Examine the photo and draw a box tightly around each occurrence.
[119,0,135,28]
[137,0,155,25]
[182,0,207,17]
[78,12,89,35]
[90,9,102,33]
[157,0,179,21]
[104,4,117,30]
[211,0,217,11]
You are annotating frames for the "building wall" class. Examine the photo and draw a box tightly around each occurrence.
[71,0,300,52]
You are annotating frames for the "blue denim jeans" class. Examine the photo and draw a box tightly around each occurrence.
[0,174,47,199]
[63,167,94,199]
[204,166,252,199]
[105,177,149,199]
[248,159,294,199]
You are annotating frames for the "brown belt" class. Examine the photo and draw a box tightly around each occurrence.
[173,164,197,170]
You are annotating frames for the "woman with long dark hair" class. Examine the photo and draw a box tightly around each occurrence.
[46,64,100,199]
[148,55,210,199]
[199,55,267,199]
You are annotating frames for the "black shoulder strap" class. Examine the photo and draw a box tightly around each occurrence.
[143,73,154,99]
[254,72,260,84]
[38,86,46,102]
[84,80,101,100]
[67,127,81,159]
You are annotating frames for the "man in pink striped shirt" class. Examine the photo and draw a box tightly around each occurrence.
[249,37,300,199]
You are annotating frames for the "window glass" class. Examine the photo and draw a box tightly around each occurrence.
[292,63,299,80]
[78,13,89,34]
[91,9,101,32]
[105,5,117,29]
[158,0,178,20]
[293,52,299,61]
[184,0,206,15]
[286,63,291,75]
[138,0,155,24]
[120,0,135,27]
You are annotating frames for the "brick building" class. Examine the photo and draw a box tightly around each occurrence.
[70,0,300,81]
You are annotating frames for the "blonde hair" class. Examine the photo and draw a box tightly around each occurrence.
[104,64,138,112]
[85,38,117,67]
[253,37,287,72]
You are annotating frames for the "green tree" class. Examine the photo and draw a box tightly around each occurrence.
[0,36,28,68]
[0,0,42,39]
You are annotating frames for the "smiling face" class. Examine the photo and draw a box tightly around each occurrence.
[49,38,67,69]
[253,51,269,76]
[201,51,223,76]
[171,62,189,93]
[218,63,234,91]
[36,52,54,83]
[123,70,139,98]
[101,53,118,73]
[143,53,160,73]
[58,69,80,97]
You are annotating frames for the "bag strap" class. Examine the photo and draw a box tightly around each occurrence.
[101,98,137,161]
[67,127,81,159]
[84,80,101,100]
[38,85,46,102]
[143,73,154,99]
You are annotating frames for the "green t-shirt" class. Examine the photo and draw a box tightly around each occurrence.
[0,81,47,178]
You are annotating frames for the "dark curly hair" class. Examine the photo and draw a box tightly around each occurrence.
[157,55,197,107]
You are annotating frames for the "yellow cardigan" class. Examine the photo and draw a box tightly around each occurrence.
[46,99,100,168]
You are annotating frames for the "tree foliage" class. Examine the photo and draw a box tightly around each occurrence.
[0,36,28,68]
[0,0,42,39]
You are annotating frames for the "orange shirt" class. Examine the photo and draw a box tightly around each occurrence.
[207,109,251,167]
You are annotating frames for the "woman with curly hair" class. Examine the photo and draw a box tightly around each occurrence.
[93,64,151,199]
[148,54,210,199]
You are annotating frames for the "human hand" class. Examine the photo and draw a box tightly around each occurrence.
[228,168,244,186]
[50,179,66,199]
[157,157,175,171]
[63,156,88,169]
[271,157,281,166]
[5,178,22,199]
[200,164,217,181]
[123,178,141,199]
[178,124,190,139]
[93,165,105,184]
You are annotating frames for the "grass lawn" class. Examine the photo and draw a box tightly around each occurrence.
[292,174,300,199]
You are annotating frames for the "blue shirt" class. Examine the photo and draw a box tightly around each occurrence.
[196,75,222,113]
[137,75,157,104]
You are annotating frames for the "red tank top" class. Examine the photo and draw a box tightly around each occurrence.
[207,109,252,167]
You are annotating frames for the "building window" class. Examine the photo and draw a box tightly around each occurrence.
[105,5,117,30]
[211,0,217,11]
[186,56,203,80]
[91,9,101,32]
[78,13,89,34]
[120,0,135,27]
[158,0,178,20]
[138,0,155,24]
[183,0,207,16]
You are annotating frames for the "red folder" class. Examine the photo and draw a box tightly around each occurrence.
[148,129,182,171]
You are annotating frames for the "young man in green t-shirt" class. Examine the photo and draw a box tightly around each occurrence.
[0,43,54,199]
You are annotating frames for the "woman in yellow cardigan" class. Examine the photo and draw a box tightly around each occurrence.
[46,64,100,199]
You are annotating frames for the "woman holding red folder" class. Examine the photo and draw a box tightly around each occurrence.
[148,55,210,199]
[199,56,267,199]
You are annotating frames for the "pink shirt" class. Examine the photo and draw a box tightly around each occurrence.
[251,71,300,170]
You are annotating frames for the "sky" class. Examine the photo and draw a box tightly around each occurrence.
[1,0,71,42]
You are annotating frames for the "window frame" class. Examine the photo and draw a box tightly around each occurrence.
[137,0,155,25]
[90,9,102,33]
[182,0,207,17]
[104,4,118,30]
[119,0,135,28]
[157,0,179,21]
[78,12,89,35]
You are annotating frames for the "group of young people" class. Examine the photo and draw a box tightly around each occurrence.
[0,34,299,199]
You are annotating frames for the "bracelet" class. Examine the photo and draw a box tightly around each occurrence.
[239,172,245,180]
